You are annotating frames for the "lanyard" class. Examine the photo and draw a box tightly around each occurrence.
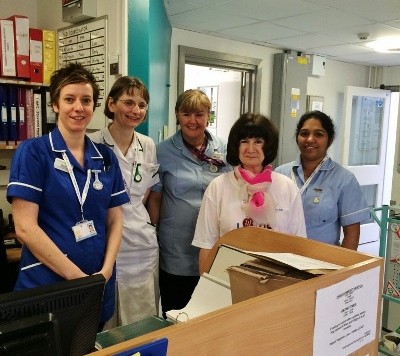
[62,152,91,221]
[182,136,226,167]
[291,155,328,195]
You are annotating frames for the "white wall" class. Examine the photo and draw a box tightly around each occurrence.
[0,0,38,26]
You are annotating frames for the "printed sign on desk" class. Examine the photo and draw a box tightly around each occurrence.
[313,266,380,356]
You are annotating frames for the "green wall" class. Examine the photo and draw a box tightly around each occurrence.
[127,0,171,142]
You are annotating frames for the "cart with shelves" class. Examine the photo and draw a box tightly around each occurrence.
[371,205,400,355]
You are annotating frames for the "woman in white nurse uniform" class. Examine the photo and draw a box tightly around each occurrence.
[90,77,159,327]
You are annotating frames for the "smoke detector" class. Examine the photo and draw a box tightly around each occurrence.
[357,32,371,40]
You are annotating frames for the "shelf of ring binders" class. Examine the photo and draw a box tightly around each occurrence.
[0,79,52,148]
[371,205,400,355]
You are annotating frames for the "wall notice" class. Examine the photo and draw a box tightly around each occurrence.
[313,266,380,356]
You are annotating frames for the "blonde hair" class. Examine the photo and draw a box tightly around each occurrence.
[175,89,211,114]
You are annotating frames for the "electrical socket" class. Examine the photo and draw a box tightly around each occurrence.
[110,63,119,75]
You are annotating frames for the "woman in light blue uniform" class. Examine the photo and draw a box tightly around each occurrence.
[7,63,129,326]
[147,89,231,317]
[275,110,370,249]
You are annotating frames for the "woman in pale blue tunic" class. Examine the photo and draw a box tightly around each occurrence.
[275,110,370,249]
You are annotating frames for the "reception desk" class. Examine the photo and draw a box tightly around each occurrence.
[90,227,383,356]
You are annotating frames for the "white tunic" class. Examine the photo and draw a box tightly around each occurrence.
[192,171,306,250]
[89,128,159,326]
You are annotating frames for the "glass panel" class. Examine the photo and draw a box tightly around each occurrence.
[349,96,384,166]
[360,184,377,225]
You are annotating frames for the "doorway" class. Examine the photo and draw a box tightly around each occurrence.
[178,46,261,140]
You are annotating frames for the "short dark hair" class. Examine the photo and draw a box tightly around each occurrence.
[227,112,279,166]
[104,76,149,120]
[49,62,99,111]
[295,110,336,146]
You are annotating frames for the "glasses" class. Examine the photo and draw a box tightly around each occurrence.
[117,99,148,110]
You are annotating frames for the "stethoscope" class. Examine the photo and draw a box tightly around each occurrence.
[131,135,143,183]
[102,133,143,183]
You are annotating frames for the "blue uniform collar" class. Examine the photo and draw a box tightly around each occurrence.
[172,129,221,151]
[172,129,221,163]
[49,127,104,160]
[294,155,335,170]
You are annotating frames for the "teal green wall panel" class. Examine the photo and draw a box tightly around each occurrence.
[127,0,171,142]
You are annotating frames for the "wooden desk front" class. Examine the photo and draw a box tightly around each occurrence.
[90,227,383,356]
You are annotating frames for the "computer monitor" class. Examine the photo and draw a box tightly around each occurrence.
[0,274,106,356]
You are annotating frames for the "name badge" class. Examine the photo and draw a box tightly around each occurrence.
[72,220,97,242]
[54,157,68,172]
[212,152,223,160]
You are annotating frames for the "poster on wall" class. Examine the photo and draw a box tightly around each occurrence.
[57,15,108,129]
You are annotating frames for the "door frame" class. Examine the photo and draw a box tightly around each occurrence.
[177,46,262,115]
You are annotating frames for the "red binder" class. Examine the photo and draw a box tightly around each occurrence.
[17,87,27,141]
[7,15,30,79]
[29,28,43,84]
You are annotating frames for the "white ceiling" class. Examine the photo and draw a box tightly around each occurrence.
[164,0,400,67]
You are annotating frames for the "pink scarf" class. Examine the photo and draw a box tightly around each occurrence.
[234,165,277,227]
[237,165,272,206]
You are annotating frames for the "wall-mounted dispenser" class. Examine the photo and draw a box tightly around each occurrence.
[62,0,97,24]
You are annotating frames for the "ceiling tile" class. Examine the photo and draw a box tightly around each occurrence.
[218,22,307,42]
[271,8,373,32]
[165,0,400,66]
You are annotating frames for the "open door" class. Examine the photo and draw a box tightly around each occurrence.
[342,86,397,255]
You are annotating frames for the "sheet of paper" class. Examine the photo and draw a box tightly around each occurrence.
[244,251,343,270]
[313,266,380,356]
[166,273,232,323]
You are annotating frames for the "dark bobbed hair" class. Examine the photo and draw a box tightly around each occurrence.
[227,112,279,167]
[104,76,149,120]
[295,110,336,147]
[49,62,99,111]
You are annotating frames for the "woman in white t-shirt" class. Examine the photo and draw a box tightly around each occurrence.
[192,112,306,274]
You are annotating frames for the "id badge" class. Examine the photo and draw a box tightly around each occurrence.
[212,151,223,160]
[72,220,97,242]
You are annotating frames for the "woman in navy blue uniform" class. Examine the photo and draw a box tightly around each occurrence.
[6,63,129,327]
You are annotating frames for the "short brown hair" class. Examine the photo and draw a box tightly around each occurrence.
[104,76,149,120]
[49,62,99,111]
